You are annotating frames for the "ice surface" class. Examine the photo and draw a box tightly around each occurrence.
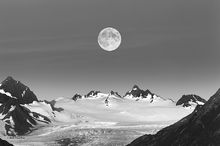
[55,96,193,123]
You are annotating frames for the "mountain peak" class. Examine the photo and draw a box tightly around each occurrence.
[72,94,82,101]
[5,76,15,81]
[1,76,17,85]
[0,77,50,136]
[176,94,206,107]
[0,76,38,104]
[132,85,141,91]
[110,90,115,94]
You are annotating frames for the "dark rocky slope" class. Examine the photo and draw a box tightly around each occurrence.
[128,89,220,146]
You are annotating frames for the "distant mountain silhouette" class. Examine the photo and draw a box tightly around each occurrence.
[176,94,206,107]
[127,89,220,146]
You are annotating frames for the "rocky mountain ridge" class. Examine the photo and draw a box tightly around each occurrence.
[176,94,206,107]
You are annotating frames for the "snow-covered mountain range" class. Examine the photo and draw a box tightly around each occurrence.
[72,85,175,105]
[0,76,204,137]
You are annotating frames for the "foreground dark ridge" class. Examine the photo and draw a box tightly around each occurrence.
[127,89,220,146]
[0,138,13,146]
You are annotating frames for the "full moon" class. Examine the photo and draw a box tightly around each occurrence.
[98,27,121,51]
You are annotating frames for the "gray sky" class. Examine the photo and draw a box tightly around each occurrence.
[0,0,219,100]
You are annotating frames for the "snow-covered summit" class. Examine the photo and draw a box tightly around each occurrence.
[124,85,154,99]
[176,94,206,107]
[124,85,172,104]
